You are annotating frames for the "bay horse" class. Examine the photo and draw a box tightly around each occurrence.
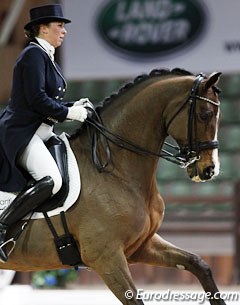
[0,68,225,305]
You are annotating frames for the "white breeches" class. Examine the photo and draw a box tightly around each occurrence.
[17,123,62,195]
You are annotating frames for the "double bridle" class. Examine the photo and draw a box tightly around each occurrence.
[86,74,220,171]
[162,73,220,168]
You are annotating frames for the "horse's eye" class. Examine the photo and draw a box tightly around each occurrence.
[199,110,213,121]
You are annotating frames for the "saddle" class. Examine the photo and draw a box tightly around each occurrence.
[0,135,71,215]
[34,135,69,213]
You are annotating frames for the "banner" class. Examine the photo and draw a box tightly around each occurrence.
[63,0,240,79]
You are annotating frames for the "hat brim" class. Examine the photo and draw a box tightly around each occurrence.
[24,16,71,30]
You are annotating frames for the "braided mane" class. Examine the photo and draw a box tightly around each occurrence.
[70,68,193,139]
[97,68,193,108]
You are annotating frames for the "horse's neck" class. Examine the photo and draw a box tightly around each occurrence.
[98,79,170,190]
[103,80,166,145]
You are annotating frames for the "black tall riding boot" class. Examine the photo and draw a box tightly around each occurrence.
[0,176,54,262]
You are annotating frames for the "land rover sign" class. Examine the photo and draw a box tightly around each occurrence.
[96,0,207,58]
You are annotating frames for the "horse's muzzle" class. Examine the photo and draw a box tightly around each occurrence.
[187,163,217,182]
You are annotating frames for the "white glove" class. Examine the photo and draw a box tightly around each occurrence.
[74,98,94,110]
[67,105,88,122]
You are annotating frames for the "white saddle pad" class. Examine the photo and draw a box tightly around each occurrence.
[0,133,81,220]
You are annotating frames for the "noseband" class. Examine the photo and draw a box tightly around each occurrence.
[85,74,220,171]
[162,73,220,168]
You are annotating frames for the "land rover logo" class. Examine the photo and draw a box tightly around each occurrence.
[96,0,207,58]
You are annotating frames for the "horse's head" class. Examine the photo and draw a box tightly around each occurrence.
[166,72,221,182]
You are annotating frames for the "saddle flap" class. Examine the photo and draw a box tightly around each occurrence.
[34,135,69,213]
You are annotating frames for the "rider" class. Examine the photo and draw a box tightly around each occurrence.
[0,4,93,262]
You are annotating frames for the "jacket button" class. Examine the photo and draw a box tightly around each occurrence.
[55,96,59,99]
[58,87,62,91]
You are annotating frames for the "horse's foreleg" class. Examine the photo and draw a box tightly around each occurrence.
[88,249,144,305]
[129,233,226,305]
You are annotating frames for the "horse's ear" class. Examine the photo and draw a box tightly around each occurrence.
[204,72,222,90]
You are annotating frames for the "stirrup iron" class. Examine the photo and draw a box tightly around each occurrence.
[0,221,28,263]
[0,238,16,262]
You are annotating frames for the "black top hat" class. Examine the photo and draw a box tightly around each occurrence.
[24,4,71,30]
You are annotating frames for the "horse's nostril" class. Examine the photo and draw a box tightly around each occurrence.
[203,166,215,179]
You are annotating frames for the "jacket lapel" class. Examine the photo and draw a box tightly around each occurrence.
[29,40,67,88]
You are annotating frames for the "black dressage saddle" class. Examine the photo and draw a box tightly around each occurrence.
[33,135,69,213]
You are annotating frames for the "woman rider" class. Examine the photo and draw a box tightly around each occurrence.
[0,4,92,262]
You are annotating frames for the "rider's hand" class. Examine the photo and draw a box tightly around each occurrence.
[74,98,94,110]
[66,105,88,122]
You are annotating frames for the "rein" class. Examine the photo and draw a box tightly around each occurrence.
[86,74,219,171]
[86,114,194,170]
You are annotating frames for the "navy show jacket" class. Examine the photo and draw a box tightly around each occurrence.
[0,40,73,192]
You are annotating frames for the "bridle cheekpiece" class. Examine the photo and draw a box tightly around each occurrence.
[162,73,220,168]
